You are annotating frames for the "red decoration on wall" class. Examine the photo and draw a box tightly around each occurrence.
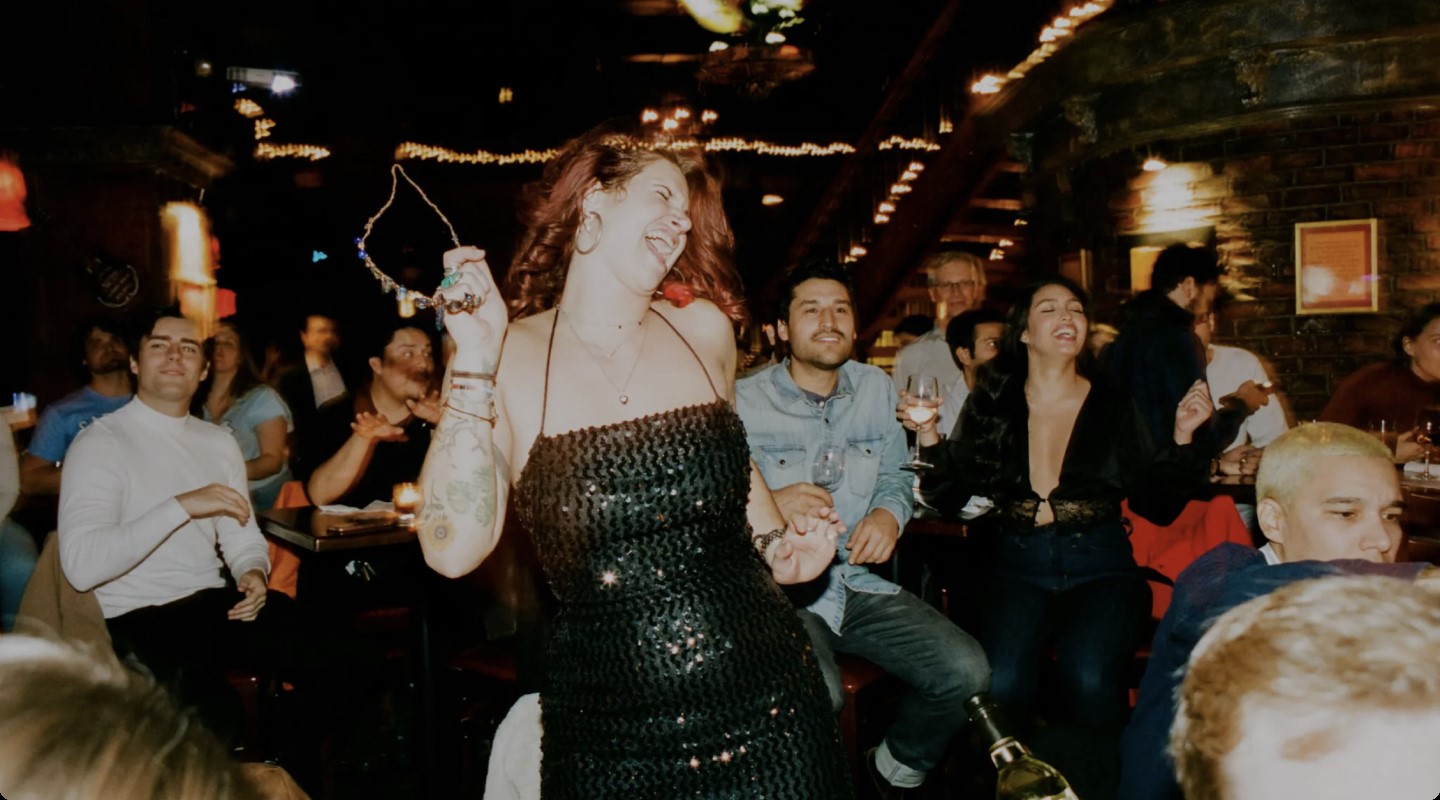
[0,156,31,232]
[216,288,237,319]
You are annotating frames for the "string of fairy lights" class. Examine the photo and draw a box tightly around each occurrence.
[969,0,1113,97]
[235,0,1113,274]
[236,92,947,166]
[232,97,330,161]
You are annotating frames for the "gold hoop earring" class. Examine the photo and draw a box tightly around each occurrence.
[574,211,602,255]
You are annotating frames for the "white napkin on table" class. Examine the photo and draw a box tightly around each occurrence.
[316,500,396,514]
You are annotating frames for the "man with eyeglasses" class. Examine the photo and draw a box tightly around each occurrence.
[891,251,987,395]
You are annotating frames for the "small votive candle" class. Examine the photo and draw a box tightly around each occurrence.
[393,482,421,524]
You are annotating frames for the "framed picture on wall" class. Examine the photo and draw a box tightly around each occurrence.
[1058,249,1093,291]
[1295,219,1379,315]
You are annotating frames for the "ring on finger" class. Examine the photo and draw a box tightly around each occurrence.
[443,293,480,315]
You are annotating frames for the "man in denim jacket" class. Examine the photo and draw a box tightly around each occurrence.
[736,259,990,799]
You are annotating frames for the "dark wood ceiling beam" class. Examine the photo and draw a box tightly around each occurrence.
[967,197,1023,211]
[764,0,964,299]
[940,221,1027,245]
[853,109,1009,340]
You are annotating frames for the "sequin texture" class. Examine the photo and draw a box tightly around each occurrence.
[515,401,851,798]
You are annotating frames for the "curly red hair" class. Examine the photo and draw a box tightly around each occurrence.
[505,124,748,327]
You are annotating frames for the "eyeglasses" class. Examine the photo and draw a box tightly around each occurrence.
[932,280,981,293]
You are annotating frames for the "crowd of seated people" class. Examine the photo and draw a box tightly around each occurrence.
[5,240,1440,800]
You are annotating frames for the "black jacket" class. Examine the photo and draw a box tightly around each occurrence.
[1105,290,1242,456]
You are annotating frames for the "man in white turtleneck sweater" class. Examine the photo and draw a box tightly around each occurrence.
[60,314,270,619]
[57,312,374,772]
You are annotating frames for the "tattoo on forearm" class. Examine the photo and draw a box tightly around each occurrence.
[473,465,497,524]
[419,406,501,552]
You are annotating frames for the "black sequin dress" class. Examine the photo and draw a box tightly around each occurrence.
[512,311,851,799]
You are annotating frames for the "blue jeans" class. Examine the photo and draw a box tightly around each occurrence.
[0,519,38,632]
[799,587,990,776]
[979,521,1150,730]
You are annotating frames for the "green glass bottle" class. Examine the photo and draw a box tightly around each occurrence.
[964,693,1080,800]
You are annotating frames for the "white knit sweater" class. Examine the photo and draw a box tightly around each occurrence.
[59,399,270,618]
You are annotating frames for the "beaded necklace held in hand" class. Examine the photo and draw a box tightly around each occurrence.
[357,164,480,330]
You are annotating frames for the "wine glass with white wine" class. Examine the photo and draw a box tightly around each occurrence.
[901,374,941,471]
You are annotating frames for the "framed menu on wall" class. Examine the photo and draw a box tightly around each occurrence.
[1295,219,1379,315]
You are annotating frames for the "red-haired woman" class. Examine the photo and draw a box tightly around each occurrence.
[418,125,852,798]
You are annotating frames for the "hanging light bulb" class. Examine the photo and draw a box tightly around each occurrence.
[1142,156,1169,172]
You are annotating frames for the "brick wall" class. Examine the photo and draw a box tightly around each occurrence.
[1096,107,1440,421]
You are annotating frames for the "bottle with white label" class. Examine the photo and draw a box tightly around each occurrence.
[964,693,1080,800]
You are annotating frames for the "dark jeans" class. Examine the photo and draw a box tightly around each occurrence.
[979,521,1151,730]
[107,587,381,762]
[800,587,990,773]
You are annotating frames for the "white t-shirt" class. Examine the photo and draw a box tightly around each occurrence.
[1207,344,1289,450]
[58,399,270,618]
[1259,543,1281,565]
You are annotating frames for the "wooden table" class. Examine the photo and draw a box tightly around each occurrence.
[258,507,418,553]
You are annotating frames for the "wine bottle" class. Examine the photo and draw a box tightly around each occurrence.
[964,693,1079,800]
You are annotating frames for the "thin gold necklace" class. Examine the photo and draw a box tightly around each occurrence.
[559,307,653,405]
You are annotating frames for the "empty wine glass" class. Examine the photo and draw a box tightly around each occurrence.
[812,446,846,492]
[902,374,941,471]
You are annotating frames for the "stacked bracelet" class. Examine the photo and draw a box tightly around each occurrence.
[452,369,496,382]
[752,527,787,556]
[444,403,496,425]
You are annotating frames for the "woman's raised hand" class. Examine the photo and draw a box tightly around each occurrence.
[1172,379,1215,445]
[439,247,508,369]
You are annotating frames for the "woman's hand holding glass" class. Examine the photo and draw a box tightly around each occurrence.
[438,246,508,370]
[899,375,943,463]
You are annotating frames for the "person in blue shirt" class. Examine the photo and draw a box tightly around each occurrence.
[736,259,989,799]
[21,317,133,495]
[195,319,294,511]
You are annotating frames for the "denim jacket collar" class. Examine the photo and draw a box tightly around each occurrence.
[769,358,856,408]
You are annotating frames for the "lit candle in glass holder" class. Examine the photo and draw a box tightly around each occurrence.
[393,482,421,525]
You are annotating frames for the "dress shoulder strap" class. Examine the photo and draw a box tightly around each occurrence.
[539,310,561,435]
[650,309,723,401]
